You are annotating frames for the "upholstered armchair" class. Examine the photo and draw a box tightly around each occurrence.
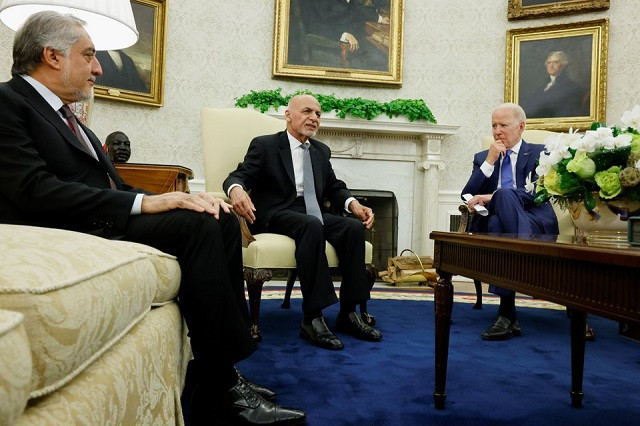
[200,107,375,341]
[458,129,575,309]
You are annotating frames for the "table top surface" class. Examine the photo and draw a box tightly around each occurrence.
[430,231,640,268]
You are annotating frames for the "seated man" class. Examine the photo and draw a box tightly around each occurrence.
[224,94,382,350]
[0,11,305,425]
[462,103,558,341]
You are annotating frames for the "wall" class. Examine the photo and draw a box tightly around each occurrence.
[1,0,639,192]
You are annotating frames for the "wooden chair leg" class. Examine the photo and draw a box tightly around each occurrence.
[244,267,273,342]
[361,264,377,326]
[281,270,297,309]
[473,280,482,310]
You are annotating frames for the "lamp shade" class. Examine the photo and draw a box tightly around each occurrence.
[0,0,139,50]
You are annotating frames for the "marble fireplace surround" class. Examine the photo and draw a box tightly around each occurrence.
[267,111,460,257]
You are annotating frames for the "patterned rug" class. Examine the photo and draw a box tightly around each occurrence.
[258,283,566,311]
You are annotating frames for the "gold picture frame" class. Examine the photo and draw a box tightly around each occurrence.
[508,0,610,20]
[272,0,404,86]
[94,0,167,107]
[505,19,608,131]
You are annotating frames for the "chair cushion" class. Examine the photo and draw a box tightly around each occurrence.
[0,309,31,425]
[242,233,373,269]
[0,225,171,398]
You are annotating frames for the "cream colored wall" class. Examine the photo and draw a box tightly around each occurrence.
[0,0,639,190]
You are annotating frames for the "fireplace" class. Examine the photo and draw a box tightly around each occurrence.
[350,189,398,276]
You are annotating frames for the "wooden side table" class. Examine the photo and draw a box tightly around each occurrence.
[114,163,194,194]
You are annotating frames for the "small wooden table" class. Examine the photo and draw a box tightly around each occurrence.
[114,163,193,194]
[429,231,640,410]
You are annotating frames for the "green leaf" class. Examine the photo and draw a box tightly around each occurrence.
[583,191,596,212]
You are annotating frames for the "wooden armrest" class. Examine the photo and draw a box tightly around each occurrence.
[238,216,256,247]
[457,204,474,233]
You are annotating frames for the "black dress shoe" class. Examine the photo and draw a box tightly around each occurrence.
[300,317,344,350]
[235,366,277,401]
[585,323,596,342]
[335,312,382,342]
[361,311,376,327]
[194,380,306,425]
[481,316,521,341]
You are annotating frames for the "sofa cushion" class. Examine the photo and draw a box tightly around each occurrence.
[0,225,176,398]
[0,309,31,425]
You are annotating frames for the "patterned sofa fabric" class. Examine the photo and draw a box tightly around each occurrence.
[0,225,182,399]
[0,309,31,426]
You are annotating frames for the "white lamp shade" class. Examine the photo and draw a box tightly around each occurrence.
[0,0,139,50]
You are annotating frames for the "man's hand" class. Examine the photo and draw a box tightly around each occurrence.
[486,140,507,165]
[141,192,231,219]
[344,33,360,51]
[349,200,374,229]
[229,186,257,224]
[466,193,493,210]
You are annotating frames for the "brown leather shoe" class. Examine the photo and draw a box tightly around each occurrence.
[481,316,521,341]
[300,317,344,350]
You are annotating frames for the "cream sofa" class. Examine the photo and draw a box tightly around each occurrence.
[0,224,191,426]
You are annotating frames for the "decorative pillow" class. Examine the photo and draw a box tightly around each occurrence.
[0,225,158,398]
[0,309,31,425]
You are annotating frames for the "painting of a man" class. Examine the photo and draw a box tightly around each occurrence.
[288,0,390,72]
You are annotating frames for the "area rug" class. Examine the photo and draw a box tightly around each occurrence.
[183,293,640,425]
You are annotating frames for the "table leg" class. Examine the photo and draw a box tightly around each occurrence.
[569,308,586,408]
[433,271,454,409]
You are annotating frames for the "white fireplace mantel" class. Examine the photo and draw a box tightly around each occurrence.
[268,110,460,256]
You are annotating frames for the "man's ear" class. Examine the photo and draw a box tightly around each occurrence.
[41,46,62,70]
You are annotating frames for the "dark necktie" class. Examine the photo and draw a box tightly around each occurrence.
[501,149,514,189]
[301,143,323,223]
[60,105,117,189]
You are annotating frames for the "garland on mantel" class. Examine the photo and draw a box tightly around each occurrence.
[234,88,437,123]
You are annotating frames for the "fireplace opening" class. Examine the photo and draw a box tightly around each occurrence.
[350,189,398,279]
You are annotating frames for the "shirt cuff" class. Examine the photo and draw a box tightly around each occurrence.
[480,161,494,178]
[130,193,144,215]
[344,197,356,213]
[227,183,242,197]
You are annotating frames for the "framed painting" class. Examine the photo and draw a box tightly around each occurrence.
[94,0,167,106]
[508,0,610,20]
[504,19,609,131]
[272,0,404,86]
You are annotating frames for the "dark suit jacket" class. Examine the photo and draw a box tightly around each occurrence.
[223,131,352,232]
[520,72,587,119]
[0,77,140,234]
[461,140,558,234]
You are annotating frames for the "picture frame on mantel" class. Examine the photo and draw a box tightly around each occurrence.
[272,0,404,86]
[505,19,608,131]
[507,0,610,21]
[94,0,167,107]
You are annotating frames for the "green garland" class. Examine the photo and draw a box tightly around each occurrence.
[234,88,436,123]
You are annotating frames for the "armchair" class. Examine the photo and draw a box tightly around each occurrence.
[458,129,575,309]
[200,107,374,341]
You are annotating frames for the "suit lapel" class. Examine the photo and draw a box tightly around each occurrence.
[516,140,532,187]
[277,132,296,186]
[11,77,99,160]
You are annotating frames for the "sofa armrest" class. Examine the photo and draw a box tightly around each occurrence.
[0,309,31,425]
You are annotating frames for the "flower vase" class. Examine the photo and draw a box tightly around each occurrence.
[568,194,640,246]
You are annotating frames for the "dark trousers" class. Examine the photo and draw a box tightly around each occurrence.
[123,210,256,384]
[266,200,370,316]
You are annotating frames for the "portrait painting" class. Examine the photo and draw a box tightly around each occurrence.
[272,0,404,86]
[504,19,609,131]
[508,0,610,20]
[94,0,167,106]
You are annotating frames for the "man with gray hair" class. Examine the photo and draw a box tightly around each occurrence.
[0,11,305,425]
[520,50,587,118]
[461,103,558,340]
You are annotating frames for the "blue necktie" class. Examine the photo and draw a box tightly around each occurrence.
[301,143,323,223]
[501,150,514,189]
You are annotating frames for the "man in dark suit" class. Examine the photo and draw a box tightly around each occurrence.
[0,11,305,425]
[462,103,558,341]
[224,94,382,350]
[520,51,587,119]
